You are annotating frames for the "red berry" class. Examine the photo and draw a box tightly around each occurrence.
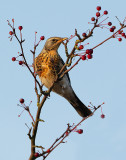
[77,129,83,134]
[104,10,108,15]
[96,6,101,11]
[19,61,23,65]
[81,55,86,60]
[34,153,39,158]
[110,28,114,32]
[18,26,23,31]
[86,49,90,54]
[108,22,112,26]
[118,30,123,34]
[9,31,13,35]
[91,17,95,21]
[89,49,93,54]
[20,98,24,104]
[79,45,84,50]
[118,38,122,42]
[47,149,51,153]
[118,30,122,34]
[112,26,116,30]
[101,114,105,119]
[121,33,125,37]
[125,35,126,39]
[87,54,93,59]
[82,33,87,37]
[96,12,100,17]
[12,57,16,61]
[118,32,121,35]
[86,49,93,54]
[40,36,45,40]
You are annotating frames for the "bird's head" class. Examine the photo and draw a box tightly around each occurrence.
[43,37,68,51]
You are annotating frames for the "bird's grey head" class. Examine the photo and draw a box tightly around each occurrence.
[43,37,67,51]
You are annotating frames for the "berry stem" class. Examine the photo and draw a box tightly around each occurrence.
[28,110,35,123]
[44,104,102,160]
[15,30,42,94]
[98,17,109,26]
[92,26,126,50]
[61,25,126,77]
[20,30,22,42]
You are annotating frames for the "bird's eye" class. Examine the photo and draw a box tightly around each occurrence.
[52,39,57,42]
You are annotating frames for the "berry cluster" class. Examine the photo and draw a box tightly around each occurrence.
[11,52,25,66]
[11,39,45,66]
[113,30,126,42]
[90,6,126,42]
[9,19,45,66]
[90,6,108,21]
[74,39,93,60]
[9,25,23,37]
[90,6,110,29]
[81,48,93,60]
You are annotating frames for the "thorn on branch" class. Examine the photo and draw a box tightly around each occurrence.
[21,39,25,43]
[27,128,32,139]
[30,50,34,54]
[116,16,122,25]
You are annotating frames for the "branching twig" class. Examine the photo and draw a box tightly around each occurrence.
[8,13,126,160]
[44,104,101,159]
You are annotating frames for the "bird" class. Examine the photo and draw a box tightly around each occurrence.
[35,37,92,117]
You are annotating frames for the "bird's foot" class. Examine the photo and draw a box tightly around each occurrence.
[41,90,50,97]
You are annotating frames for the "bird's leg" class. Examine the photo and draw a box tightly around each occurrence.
[42,90,51,97]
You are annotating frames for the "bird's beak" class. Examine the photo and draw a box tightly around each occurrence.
[62,37,68,41]
[57,37,68,44]
[50,37,68,50]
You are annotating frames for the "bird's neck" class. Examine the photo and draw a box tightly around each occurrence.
[41,48,58,56]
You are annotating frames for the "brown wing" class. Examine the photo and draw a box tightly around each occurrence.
[59,57,71,83]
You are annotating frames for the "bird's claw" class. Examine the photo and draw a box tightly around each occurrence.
[42,90,50,97]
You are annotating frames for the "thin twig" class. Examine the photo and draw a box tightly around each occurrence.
[44,105,101,159]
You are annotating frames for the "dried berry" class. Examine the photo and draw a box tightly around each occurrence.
[20,98,24,104]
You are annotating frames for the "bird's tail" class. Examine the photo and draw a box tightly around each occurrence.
[67,92,92,117]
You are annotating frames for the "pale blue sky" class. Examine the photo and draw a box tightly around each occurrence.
[0,0,126,160]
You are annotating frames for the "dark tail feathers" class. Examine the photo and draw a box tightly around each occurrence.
[68,93,92,117]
